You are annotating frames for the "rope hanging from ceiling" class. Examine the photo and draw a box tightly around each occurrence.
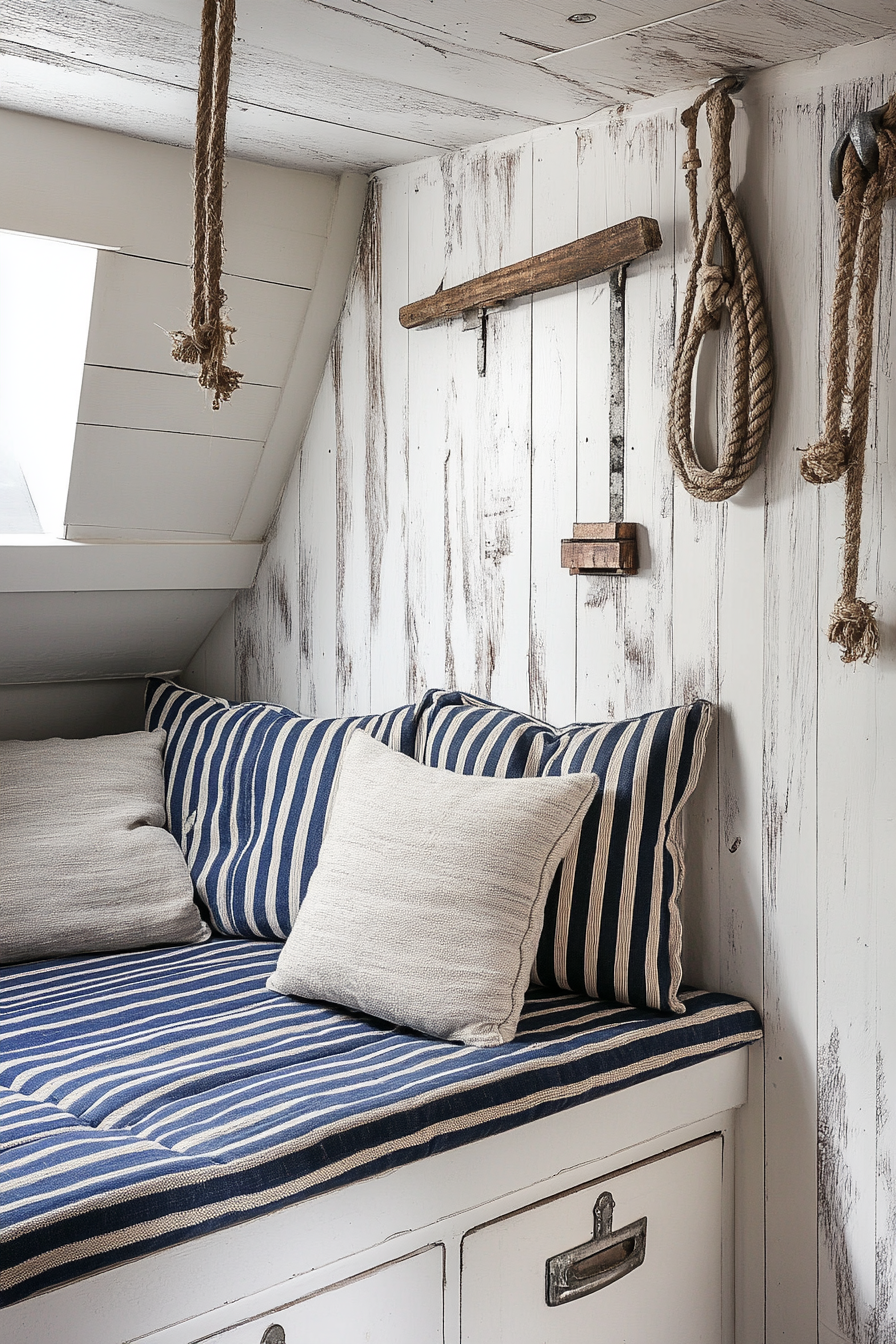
[668,76,773,502]
[170,0,242,409]
[800,94,896,665]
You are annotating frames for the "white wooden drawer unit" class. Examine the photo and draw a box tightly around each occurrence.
[462,1135,722,1344]
[3,1047,753,1344]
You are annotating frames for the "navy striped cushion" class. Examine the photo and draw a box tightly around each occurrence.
[0,938,761,1305]
[415,690,714,1013]
[145,680,417,939]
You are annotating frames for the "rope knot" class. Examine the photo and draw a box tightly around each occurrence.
[170,330,206,365]
[800,429,850,484]
[828,595,880,664]
[698,263,731,316]
[681,148,701,172]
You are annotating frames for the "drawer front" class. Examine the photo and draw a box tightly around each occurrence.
[201,1244,444,1344]
[461,1135,722,1344]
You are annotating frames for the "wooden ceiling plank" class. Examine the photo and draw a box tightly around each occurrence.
[540,0,895,93]
[1,0,602,155]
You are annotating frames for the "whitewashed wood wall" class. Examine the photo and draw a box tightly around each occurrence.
[234,36,896,1344]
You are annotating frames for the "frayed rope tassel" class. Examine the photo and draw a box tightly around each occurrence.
[828,595,880,665]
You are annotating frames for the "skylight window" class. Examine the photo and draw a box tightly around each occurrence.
[0,230,98,537]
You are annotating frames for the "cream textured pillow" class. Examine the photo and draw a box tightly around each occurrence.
[268,730,598,1046]
[0,730,210,964]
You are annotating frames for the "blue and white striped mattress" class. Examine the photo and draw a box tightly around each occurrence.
[0,939,761,1306]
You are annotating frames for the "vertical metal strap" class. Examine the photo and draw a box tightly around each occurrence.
[608,265,626,523]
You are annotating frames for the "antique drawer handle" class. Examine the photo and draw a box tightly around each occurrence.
[545,1190,647,1306]
[260,1326,285,1344]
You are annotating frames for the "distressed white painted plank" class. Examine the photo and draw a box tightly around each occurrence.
[66,425,263,537]
[713,92,768,1344]
[616,109,677,717]
[85,251,312,388]
[671,95,721,999]
[540,0,892,96]
[440,141,533,710]
[759,87,823,1344]
[815,74,881,1344]
[871,151,896,1341]
[573,119,620,722]
[0,52,454,178]
[369,171,412,712]
[234,485,301,707]
[77,365,280,440]
[405,156,449,698]
[0,107,335,284]
[332,207,375,716]
[529,123,578,726]
[11,0,608,138]
[298,364,340,718]
[3,1,542,150]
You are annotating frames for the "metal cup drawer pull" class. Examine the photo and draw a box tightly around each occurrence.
[260,1326,285,1344]
[545,1190,647,1306]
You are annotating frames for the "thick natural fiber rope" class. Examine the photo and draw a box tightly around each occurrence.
[668,79,773,502]
[170,0,242,409]
[800,96,896,664]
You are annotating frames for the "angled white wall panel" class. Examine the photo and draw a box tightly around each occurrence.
[65,426,264,537]
[76,366,280,440]
[0,108,336,282]
[85,252,313,388]
[0,588,236,682]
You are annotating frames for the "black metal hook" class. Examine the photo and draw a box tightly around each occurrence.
[830,103,888,199]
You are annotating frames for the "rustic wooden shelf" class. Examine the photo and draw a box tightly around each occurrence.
[561,522,639,576]
[399,217,662,329]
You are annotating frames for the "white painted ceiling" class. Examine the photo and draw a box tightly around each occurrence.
[4,0,896,174]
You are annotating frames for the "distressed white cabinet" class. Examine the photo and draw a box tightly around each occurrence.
[203,1245,444,1344]
[461,1136,722,1344]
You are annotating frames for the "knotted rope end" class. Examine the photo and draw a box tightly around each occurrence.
[800,429,850,484]
[199,362,243,410]
[170,330,205,366]
[828,595,880,663]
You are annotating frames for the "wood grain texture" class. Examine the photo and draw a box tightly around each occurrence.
[398,217,661,328]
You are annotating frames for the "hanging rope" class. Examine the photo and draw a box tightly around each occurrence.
[668,78,773,501]
[170,0,242,410]
[800,96,896,664]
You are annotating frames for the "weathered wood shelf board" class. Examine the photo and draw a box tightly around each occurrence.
[399,217,662,329]
[561,523,639,576]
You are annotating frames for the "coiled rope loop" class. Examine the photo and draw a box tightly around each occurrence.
[668,78,773,502]
[170,0,242,409]
[801,94,896,664]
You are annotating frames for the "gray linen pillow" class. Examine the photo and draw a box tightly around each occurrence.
[0,729,209,964]
[268,730,598,1046]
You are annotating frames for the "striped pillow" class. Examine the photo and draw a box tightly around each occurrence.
[145,679,417,940]
[415,690,714,1014]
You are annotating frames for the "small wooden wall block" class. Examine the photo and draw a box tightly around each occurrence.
[399,217,662,329]
[561,523,639,575]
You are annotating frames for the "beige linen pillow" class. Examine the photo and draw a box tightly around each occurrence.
[268,730,598,1046]
[0,729,210,964]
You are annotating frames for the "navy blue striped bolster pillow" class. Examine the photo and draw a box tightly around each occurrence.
[415,690,714,1014]
[145,679,417,940]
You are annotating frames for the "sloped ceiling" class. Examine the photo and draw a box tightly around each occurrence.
[3,0,896,173]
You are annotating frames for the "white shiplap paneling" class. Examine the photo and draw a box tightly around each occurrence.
[236,34,896,1343]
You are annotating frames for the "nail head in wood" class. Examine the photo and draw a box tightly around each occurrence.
[399,217,662,329]
[561,523,639,575]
